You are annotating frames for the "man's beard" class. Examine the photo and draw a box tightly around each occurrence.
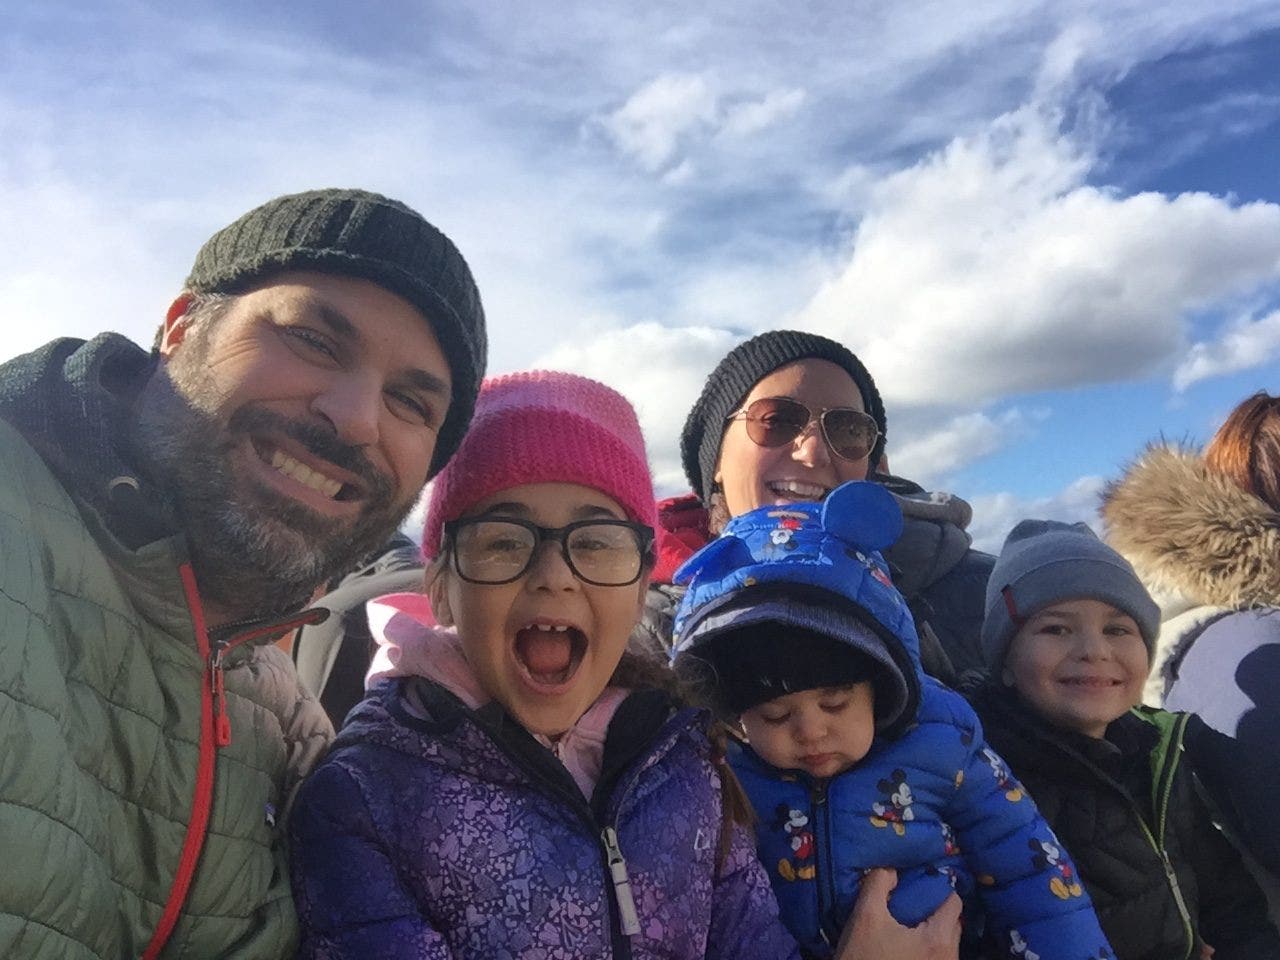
[133,364,418,619]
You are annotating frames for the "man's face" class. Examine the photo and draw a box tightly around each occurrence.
[135,270,452,614]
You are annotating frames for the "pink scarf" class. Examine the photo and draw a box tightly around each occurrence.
[365,593,627,799]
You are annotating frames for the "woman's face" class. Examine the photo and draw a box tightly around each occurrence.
[432,482,648,737]
[713,359,872,518]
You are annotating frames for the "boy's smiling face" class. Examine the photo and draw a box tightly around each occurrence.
[1003,598,1150,738]
[741,682,876,779]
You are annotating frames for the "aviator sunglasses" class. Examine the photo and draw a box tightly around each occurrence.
[726,396,880,462]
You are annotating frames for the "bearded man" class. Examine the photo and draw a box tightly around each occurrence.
[0,188,486,959]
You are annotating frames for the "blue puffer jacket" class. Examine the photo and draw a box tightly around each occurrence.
[672,482,1113,959]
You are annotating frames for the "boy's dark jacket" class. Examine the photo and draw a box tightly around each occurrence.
[671,482,1113,959]
[968,681,1280,960]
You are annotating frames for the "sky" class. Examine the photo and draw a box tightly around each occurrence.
[4,1,1280,552]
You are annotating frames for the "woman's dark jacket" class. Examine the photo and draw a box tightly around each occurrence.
[969,682,1279,960]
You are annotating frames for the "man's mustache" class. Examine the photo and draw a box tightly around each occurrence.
[227,406,394,504]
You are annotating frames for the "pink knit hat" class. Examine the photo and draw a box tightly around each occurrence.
[421,370,658,560]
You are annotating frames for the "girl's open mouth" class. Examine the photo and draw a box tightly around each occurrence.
[514,623,588,689]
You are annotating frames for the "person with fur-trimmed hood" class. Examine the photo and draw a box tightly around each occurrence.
[1101,392,1280,881]
[672,480,1113,959]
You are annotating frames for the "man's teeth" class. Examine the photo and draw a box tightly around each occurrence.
[269,449,343,499]
[530,623,570,632]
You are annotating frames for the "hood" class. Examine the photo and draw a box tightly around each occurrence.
[1102,444,1280,612]
[0,334,175,547]
[670,480,923,735]
[877,472,979,596]
[652,493,711,584]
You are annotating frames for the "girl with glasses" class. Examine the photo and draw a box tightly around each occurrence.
[635,329,994,682]
[288,370,805,959]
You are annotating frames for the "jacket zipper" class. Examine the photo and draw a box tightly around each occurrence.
[811,779,841,949]
[475,711,690,959]
[208,609,327,746]
[141,573,328,959]
[1096,713,1194,960]
[1150,713,1194,959]
[140,564,218,960]
[601,825,642,936]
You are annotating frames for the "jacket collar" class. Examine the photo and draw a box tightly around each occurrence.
[0,334,177,548]
[1102,444,1280,611]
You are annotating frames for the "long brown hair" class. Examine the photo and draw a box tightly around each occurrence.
[1204,392,1280,513]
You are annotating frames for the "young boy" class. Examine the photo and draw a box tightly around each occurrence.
[672,481,1113,960]
[968,520,1280,960]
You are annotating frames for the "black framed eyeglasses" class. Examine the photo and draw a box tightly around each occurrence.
[442,517,655,586]
[726,396,880,462]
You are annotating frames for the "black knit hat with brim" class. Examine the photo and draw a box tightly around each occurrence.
[184,188,487,479]
[680,330,886,502]
[692,621,893,719]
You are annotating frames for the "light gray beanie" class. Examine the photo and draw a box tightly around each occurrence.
[981,520,1160,674]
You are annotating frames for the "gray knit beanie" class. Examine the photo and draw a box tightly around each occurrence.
[184,188,487,478]
[981,520,1160,675]
[680,330,886,502]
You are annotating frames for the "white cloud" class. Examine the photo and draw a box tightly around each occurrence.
[5,0,1280,519]
[796,104,1280,410]
[1173,309,1280,390]
[888,408,1043,488]
[595,72,719,172]
[968,475,1106,554]
[720,88,807,138]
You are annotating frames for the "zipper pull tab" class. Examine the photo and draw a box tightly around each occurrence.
[601,826,641,936]
[210,651,232,747]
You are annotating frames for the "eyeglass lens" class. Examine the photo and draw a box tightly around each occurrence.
[452,520,645,585]
[743,397,877,461]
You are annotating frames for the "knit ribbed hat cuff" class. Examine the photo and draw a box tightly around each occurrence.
[422,404,657,560]
[981,557,1161,673]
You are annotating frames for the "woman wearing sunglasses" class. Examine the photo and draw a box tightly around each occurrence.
[635,330,993,680]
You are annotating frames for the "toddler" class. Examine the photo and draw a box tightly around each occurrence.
[672,481,1112,959]
[968,520,1280,960]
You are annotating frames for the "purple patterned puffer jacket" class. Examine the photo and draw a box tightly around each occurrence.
[289,678,800,959]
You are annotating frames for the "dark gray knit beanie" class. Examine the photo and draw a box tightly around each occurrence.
[680,330,886,503]
[981,519,1161,675]
[185,188,487,478]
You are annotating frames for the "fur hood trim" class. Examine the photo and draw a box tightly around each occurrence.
[1101,444,1280,610]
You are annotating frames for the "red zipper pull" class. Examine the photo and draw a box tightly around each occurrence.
[212,656,232,747]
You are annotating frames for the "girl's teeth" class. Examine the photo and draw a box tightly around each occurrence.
[531,623,569,632]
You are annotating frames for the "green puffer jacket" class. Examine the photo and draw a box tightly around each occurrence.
[0,335,334,959]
